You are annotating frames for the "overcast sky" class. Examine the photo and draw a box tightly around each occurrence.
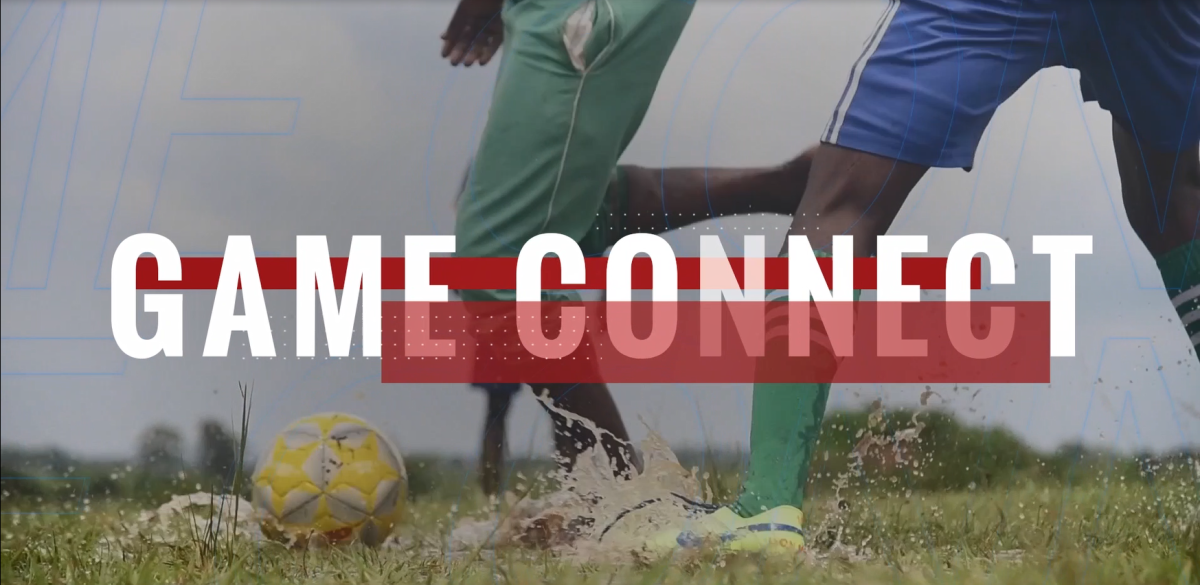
[1,0,1196,463]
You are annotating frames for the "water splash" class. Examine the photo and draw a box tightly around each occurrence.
[124,492,261,546]
[447,392,707,561]
[448,394,938,563]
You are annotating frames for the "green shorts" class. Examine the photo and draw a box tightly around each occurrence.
[455,0,694,303]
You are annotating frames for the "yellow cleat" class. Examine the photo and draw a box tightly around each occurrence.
[605,494,806,557]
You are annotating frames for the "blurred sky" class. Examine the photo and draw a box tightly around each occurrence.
[1,0,1196,462]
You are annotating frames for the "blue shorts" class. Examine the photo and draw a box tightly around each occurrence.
[824,0,1200,169]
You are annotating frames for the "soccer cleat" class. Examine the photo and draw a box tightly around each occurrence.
[603,493,806,557]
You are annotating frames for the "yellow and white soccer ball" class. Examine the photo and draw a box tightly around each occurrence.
[252,412,406,547]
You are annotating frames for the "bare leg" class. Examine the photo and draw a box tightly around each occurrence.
[787,144,928,253]
[480,388,513,497]
[621,147,819,235]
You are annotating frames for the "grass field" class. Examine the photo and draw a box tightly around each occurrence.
[4,464,1196,584]
[2,407,1197,584]
[0,477,1195,582]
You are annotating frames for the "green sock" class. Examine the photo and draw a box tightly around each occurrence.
[732,380,832,517]
[1155,241,1199,364]
[733,250,859,517]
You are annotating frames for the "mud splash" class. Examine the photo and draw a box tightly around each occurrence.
[122,492,262,546]
[122,399,928,563]
[445,393,713,562]
[445,395,931,563]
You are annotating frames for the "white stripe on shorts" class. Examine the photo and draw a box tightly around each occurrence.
[542,0,617,232]
[1173,283,1199,309]
[825,0,900,144]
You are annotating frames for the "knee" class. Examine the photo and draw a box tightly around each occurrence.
[803,145,926,218]
[781,146,819,184]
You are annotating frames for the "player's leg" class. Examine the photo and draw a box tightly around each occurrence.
[478,383,517,497]
[460,159,639,478]
[456,0,694,476]
[732,0,1065,523]
[617,0,1056,555]
[615,148,819,235]
[1068,0,1200,362]
[731,142,930,520]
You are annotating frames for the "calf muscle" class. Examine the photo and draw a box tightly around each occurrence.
[787,144,928,256]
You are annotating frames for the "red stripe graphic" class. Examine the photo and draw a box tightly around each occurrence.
[135,257,982,290]
[381,300,1050,384]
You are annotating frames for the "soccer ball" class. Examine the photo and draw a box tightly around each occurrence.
[251,412,406,547]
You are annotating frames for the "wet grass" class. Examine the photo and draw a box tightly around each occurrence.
[2,387,1196,584]
[2,465,1196,585]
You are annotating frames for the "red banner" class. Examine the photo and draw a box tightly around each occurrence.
[135,257,982,290]
[380,300,1050,384]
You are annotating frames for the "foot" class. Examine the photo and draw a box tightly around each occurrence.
[605,494,806,557]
